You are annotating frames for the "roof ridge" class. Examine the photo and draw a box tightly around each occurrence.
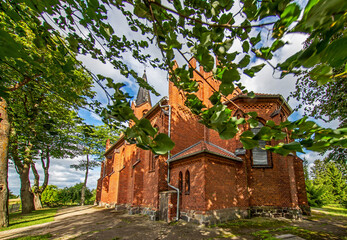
[206,141,238,158]
[170,140,203,159]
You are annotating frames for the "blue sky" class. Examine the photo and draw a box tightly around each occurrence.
[8,0,339,195]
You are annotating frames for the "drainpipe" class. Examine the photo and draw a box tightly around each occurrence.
[159,100,180,221]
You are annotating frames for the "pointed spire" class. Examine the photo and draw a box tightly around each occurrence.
[135,70,152,106]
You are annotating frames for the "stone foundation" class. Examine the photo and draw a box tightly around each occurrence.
[250,206,302,220]
[98,202,302,225]
[180,207,250,225]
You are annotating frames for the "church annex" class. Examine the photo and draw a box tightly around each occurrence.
[96,58,309,224]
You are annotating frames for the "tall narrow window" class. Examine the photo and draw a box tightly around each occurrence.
[178,172,183,193]
[149,153,157,172]
[251,121,269,166]
[102,162,106,177]
[185,170,190,194]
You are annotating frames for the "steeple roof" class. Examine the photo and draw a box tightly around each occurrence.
[135,70,152,106]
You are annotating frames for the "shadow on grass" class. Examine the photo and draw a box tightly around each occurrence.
[0,209,57,232]
[9,233,52,240]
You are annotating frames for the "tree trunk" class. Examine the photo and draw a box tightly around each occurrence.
[40,148,50,193]
[0,99,10,227]
[31,148,50,210]
[80,154,89,206]
[20,162,34,214]
[33,192,42,209]
[31,162,42,210]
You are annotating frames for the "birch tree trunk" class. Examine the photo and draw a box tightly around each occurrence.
[80,154,89,206]
[0,99,10,227]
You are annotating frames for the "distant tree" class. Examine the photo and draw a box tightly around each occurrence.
[30,112,84,210]
[70,125,119,206]
[41,185,60,207]
[309,160,347,206]
[60,183,93,205]
[8,190,18,199]
[303,157,309,181]
[306,180,329,207]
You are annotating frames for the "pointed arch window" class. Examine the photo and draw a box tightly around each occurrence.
[251,121,271,166]
[185,170,190,195]
[178,172,183,193]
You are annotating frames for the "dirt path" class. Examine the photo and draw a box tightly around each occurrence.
[0,206,222,240]
[0,206,346,240]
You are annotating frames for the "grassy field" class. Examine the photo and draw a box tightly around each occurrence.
[1,208,57,232]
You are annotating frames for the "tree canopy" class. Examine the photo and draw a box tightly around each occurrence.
[1,0,346,228]
[0,0,346,159]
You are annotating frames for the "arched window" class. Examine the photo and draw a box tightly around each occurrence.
[178,172,183,193]
[251,121,269,166]
[142,109,148,117]
[185,170,190,195]
[149,152,157,172]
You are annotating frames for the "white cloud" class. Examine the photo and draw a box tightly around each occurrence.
[9,156,100,196]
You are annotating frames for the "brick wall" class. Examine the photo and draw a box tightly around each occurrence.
[170,156,207,212]
[205,156,248,210]
[293,156,309,206]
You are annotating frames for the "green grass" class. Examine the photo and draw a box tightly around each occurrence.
[1,208,57,231]
[210,217,288,229]
[252,226,339,240]
[9,233,52,240]
[316,205,347,216]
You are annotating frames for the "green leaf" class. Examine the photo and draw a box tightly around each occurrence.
[242,41,250,53]
[219,123,238,140]
[248,118,259,128]
[240,130,258,149]
[200,52,215,72]
[219,68,239,95]
[151,133,175,154]
[222,68,240,82]
[134,3,149,18]
[253,126,273,141]
[138,118,157,137]
[309,64,333,85]
[239,55,250,68]
[246,111,258,118]
[282,141,304,153]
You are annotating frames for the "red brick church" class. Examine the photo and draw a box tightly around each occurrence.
[96,58,309,224]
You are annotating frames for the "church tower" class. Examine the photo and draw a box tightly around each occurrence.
[132,70,152,119]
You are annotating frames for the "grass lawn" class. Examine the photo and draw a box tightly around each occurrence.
[1,208,57,232]
[210,205,347,240]
[312,204,347,217]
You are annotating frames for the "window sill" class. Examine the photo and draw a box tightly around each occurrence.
[148,169,155,173]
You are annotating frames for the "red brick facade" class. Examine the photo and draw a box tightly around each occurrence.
[96,59,309,223]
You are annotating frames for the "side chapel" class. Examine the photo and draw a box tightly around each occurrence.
[96,58,309,224]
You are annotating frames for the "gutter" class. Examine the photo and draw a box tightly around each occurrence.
[159,99,180,221]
